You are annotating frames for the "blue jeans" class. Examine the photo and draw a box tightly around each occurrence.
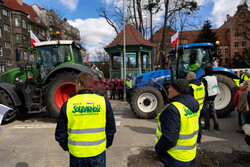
[70,151,106,167]
[241,112,246,128]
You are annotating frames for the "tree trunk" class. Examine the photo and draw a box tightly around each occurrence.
[136,0,144,35]
[159,0,169,55]
[133,0,138,30]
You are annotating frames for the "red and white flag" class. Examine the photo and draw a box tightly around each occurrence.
[30,30,40,48]
[86,101,93,105]
[171,31,179,47]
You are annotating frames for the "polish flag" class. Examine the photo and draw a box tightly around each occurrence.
[171,31,179,47]
[87,101,93,105]
[30,30,40,48]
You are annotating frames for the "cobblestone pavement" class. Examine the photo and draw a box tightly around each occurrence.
[0,100,249,167]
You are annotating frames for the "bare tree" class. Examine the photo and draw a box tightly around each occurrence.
[159,0,198,53]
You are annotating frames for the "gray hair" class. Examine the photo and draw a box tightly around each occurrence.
[187,72,196,80]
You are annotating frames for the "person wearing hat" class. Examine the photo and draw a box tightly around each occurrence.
[202,66,220,130]
[186,72,205,143]
[155,79,199,166]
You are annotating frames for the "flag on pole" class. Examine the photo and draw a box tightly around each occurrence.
[171,31,179,47]
[85,54,89,65]
[30,30,40,48]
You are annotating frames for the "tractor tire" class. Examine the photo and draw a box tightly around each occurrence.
[0,89,17,124]
[130,87,164,119]
[44,71,78,118]
[214,75,238,118]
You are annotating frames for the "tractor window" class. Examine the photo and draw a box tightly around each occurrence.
[72,47,83,64]
[58,45,71,63]
[178,48,211,78]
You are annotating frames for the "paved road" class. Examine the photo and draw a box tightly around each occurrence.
[0,100,249,167]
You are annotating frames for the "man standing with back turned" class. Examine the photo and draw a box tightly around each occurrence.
[186,72,205,143]
[155,79,199,167]
[55,72,116,167]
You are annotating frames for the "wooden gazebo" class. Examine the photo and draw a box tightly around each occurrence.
[104,24,155,79]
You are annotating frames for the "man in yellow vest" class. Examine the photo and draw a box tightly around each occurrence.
[155,79,199,166]
[186,72,205,143]
[240,70,250,84]
[55,72,116,167]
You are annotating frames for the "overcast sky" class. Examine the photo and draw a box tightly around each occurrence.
[23,0,246,56]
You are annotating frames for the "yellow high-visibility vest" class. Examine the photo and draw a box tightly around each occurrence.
[126,80,132,88]
[190,83,205,114]
[66,94,106,157]
[155,102,199,162]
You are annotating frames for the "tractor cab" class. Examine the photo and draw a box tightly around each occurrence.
[34,40,83,81]
[169,43,215,79]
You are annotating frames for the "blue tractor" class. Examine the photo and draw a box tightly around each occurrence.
[129,43,239,119]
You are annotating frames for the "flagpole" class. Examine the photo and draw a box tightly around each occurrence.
[123,0,127,101]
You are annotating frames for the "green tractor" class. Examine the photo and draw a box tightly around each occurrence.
[0,40,105,123]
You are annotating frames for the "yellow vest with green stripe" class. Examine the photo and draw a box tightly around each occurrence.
[155,102,199,162]
[190,83,205,114]
[66,94,106,158]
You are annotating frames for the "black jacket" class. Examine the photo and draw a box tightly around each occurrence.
[55,89,116,151]
[155,94,199,165]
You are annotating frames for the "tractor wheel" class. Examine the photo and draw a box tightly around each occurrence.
[44,71,78,118]
[130,87,164,119]
[214,75,238,118]
[0,89,17,124]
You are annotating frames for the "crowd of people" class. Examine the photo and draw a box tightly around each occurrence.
[54,68,250,167]
[105,73,133,100]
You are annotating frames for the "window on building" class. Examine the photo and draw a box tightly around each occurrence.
[23,35,27,43]
[243,32,246,38]
[0,65,5,73]
[225,48,229,54]
[235,51,239,57]
[3,9,8,16]
[242,41,246,47]
[16,34,21,43]
[126,52,137,68]
[4,24,10,32]
[0,46,3,56]
[234,42,238,48]
[235,31,239,37]
[28,24,31,31]
[6,59,11,66]
[5,42,11,49]
[15,18,20,27]
[22,19,27,29]
[225,58,229,64]
[24,52,28,60]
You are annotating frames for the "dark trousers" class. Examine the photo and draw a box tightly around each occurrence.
[70,151,106,167]
[203,100,219,129]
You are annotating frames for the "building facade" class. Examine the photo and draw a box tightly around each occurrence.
[152,2,250,68]
[0,0,81,73]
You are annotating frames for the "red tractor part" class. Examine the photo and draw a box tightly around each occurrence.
[54,82,76,109]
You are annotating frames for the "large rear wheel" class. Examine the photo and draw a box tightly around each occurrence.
[214,75,238,118]
[0,89,17,124]
[130,87,164,119]
[44,71,77,118]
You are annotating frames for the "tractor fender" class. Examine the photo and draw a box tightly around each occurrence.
[43,64,96,85]
[196,67,239,80]
[0,83,22,106]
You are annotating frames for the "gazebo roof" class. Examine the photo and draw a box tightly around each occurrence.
[104,24,155,49]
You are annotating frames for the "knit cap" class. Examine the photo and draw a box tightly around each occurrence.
[171,79,190,95]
